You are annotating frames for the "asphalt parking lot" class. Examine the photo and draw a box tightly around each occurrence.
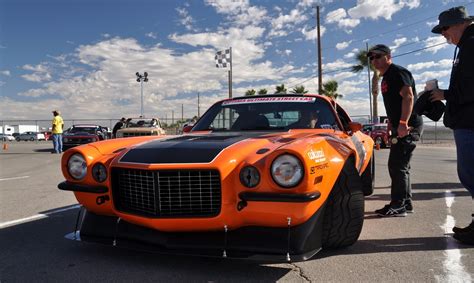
[0,141,473,282]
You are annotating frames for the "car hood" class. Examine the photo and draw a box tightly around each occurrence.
[118,131,320,164]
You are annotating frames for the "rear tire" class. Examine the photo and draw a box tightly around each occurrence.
[322,157,365,249]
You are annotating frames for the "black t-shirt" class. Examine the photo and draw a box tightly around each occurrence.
[112,121,124,135]
[381,63,423,129]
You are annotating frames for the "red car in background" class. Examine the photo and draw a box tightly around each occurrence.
[370,123,391,148]
[62,124,107,150]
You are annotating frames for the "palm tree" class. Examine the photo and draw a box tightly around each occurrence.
[275,84,287,94]
[245,89,256,96]
[321,80,343,100]
[257,88,268,95]
[291,85,308,94]
[351,49,379,122]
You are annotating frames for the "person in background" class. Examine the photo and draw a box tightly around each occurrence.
[430,6,474,245]
[51,110,64,154]
[368,44,423,217]
[112,117,126,138]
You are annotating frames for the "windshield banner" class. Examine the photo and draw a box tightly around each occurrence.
[222,96,316,105]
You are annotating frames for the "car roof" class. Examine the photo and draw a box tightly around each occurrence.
[73,124,100,127]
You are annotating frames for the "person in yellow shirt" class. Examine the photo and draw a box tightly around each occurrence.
[51,110,64,154]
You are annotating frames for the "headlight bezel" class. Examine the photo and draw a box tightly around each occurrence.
[239,165,261,188]
[67,153,87,180]
[92,163,108,183]
[270,153,304,188]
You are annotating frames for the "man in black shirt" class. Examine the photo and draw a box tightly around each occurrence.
[368,44,423,217]
[430,6,474,245]
[112,117,126,138]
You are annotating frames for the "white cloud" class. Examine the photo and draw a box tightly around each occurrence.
[176,7,194,31]
[325,8,360,32]
[407,59,451,71]
[205,0,267,26]
[323,59,353,72]
[336,40,352,50]
[145,32,157,39]
[423,36,449,53]
[413,69,451,83]
[301,25,326,41]
[0,70,11,76]
[348,0,420,21]
[21,63,52,82]
[0,81,5,87]
[268,8,308,38]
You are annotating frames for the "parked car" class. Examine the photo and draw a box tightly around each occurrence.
[58,94,374,262]
[0,133,15,141]
[62,125,107,149]
[361,123,374,135]
[15,131,46,141]
[370,123,391,148]
[43,131,52,141]
[116,117,165,138]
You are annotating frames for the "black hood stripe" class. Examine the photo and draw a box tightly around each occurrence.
[119,133,267,164]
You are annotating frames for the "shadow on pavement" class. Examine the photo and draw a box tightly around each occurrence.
[366,183,470,202]
[0,207,293,282]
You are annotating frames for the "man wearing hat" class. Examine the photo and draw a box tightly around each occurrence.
[112,117,126,138]
[367,44,423,217]
[430,6,474,245]
[51,110,64,154]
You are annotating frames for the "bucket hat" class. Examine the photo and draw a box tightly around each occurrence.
[432,6,474,34]
[414,91,445,122]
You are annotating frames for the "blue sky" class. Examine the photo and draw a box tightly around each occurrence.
[1,0,473,120]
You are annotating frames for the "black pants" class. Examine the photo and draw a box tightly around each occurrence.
[388,138,417,202]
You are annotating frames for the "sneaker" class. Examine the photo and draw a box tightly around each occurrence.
[452,221,474,234]
[375,202,407,217]
[453,229,474,245]
[404,199,414,213]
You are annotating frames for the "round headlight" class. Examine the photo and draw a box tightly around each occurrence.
[271,154,304,188]
[92,163,107,183]
[240,166,260,188]
[67,153,87,180]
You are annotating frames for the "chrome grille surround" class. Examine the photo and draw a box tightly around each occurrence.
[112,168,221,217]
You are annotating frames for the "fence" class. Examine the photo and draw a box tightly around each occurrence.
[1,118,454,144]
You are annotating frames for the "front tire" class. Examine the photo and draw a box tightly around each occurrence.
[322,157,365,249]
[361,153,375,196]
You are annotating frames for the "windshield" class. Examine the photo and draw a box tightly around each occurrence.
[192,96,339,132]
[69,127,98,134]
[126,119,159,128]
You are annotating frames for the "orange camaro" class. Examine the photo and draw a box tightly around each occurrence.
[59,94,374,262]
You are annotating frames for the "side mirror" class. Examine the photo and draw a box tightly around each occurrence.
[348,122,362,133]
[183,125,193,133]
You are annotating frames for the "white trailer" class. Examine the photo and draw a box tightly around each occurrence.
[1,125,40,134]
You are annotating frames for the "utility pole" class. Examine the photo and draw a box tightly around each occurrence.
[135,72,148,117]
[228,47,233,98]
[181,104,184,122]
[316,6,322,94]
[197,92,200,117]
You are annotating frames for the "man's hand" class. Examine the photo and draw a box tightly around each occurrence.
[397,123,410,138]
[430,89,445,102]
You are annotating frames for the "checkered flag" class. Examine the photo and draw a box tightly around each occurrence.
[215,49,231,68]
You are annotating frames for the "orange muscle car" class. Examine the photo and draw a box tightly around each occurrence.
[58,94,374,262]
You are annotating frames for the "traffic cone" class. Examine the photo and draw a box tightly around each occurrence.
[2,143,8,150]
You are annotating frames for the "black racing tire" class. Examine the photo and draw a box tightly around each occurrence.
[322,157,365,249]
[16,137,20,142]
[361,152,375,196]
[29,137,35,141]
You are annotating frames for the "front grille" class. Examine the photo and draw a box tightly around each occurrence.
[112,169,221,217]
[123,132,153,137]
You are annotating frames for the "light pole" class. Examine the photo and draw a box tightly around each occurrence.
[136,72,148,117]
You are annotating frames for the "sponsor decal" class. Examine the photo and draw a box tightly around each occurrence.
[310,163,329,174]
[222,96,315,105]
[307,148,326,163]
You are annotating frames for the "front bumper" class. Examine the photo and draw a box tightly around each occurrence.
[67,205,326,262]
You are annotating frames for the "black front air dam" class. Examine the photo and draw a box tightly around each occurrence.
[73,206,326,262]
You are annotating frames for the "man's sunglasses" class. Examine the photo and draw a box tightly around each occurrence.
[369,54,383,61]
[441,25,451,32]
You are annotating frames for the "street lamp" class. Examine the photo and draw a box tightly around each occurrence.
[136,72,149,117]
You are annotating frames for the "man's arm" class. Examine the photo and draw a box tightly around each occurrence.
[398,85,414,137]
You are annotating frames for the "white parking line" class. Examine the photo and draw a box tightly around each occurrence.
[0,204,80,229]
[0,176,30,181]
[436,190,472,282]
